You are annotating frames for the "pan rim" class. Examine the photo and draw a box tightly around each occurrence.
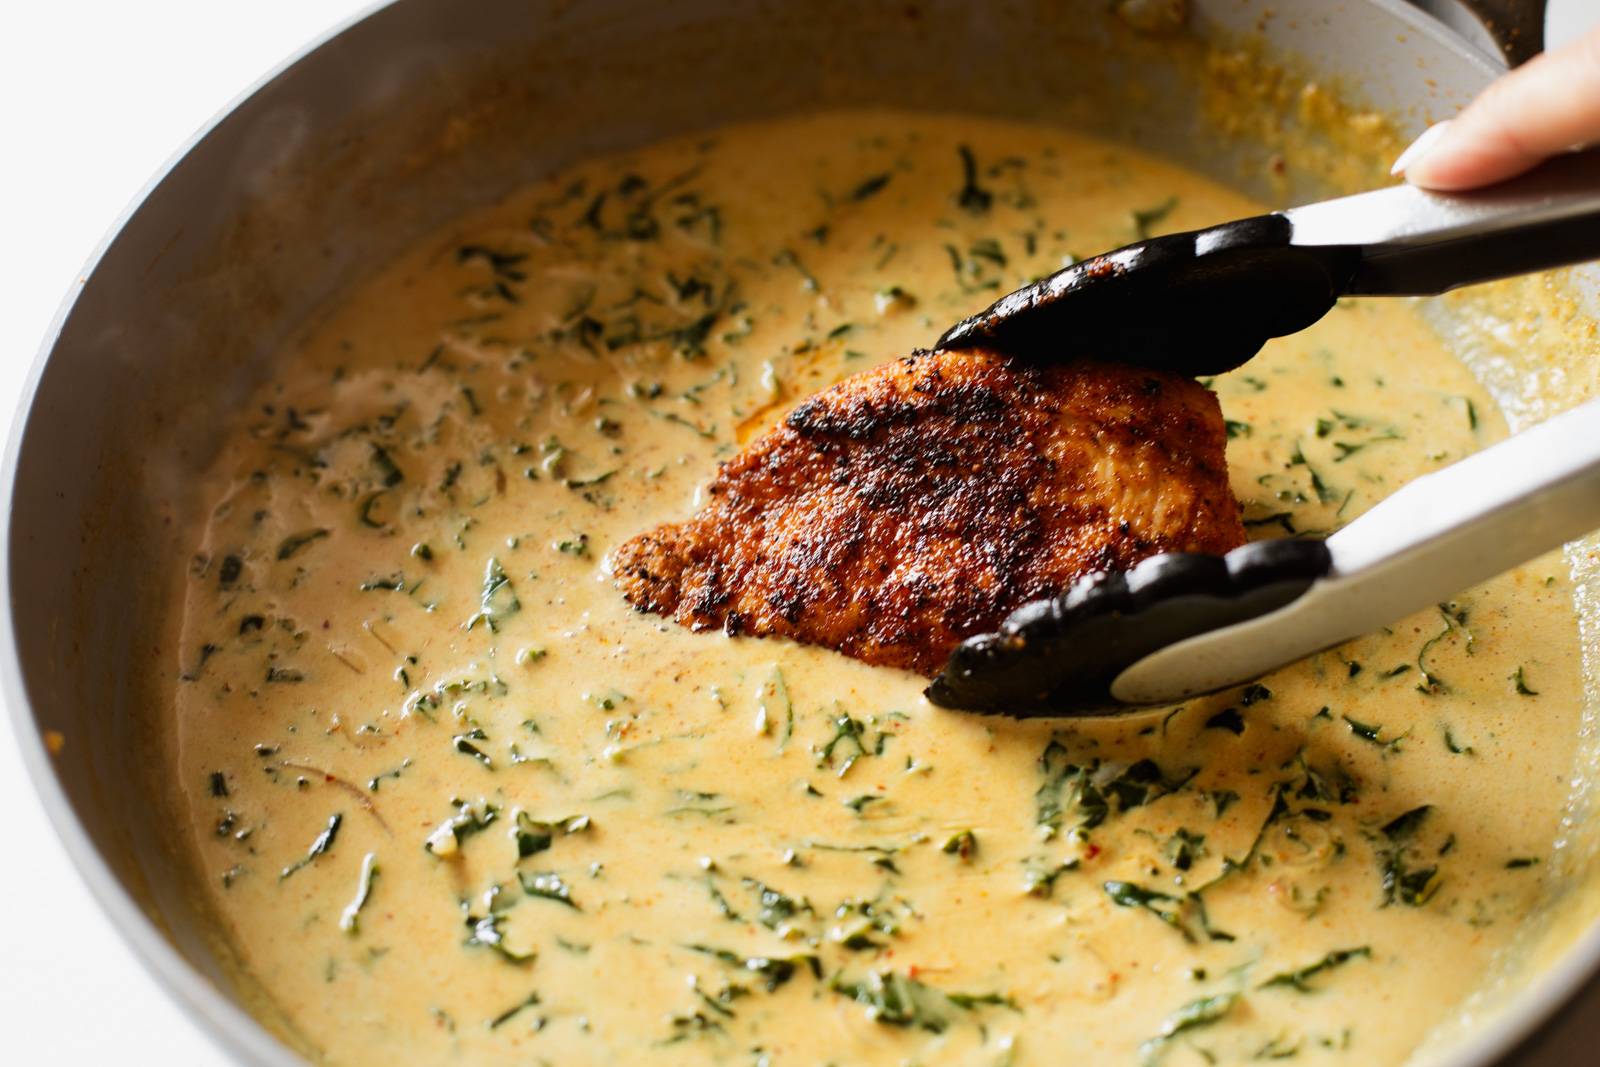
[3,2,1593,1066]
[0,4,396,1065]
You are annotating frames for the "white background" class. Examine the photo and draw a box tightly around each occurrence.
[1,2,1597,1063]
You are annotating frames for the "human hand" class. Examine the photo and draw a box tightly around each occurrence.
[1392,25,1600,190]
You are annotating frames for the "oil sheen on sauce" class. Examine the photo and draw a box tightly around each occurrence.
[169,112,1584,1066]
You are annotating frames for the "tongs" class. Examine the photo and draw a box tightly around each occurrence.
[928,148,1600,716]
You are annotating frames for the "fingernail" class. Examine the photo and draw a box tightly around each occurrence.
[1391,120,1453,176]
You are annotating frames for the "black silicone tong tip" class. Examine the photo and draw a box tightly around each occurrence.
[925,538,1332,717]
[936,215,1360,376]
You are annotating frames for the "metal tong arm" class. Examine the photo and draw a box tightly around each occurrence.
[935,148,1600,378]
[1285,146,1600,295]
[1112,395,1600,704]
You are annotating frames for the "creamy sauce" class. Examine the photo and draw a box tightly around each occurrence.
[167,112,1584,1066]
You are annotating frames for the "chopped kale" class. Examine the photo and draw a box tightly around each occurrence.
[953,145,993,214]
[686,944,820,992]
[849,173,892,201]
[519,870,580,909]
[828,969,1014,1032]
[424,797,500,857]
[941,829,978,861]
[1259,946,1371,992]
[1138,992,1237,1065]
[279,813,342,881]
[465,556,521,632]
[1132,196,1178,239]
[514,811,592,858]
[276,528,330,560]
[487,991,541,1030]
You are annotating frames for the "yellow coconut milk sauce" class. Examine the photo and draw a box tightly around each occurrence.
[165,111,1584,1066]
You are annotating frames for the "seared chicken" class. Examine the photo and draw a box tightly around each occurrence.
[612,348,1245,675]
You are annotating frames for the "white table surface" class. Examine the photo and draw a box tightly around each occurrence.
[2,2,1596,1063]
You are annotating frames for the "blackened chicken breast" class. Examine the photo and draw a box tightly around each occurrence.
[613,348,1244,675]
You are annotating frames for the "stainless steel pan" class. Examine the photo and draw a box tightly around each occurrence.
[10,1,1599,1063]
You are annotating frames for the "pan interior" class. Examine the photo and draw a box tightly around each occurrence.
[11,1,1600,1065]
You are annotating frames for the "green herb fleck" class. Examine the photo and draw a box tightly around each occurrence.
[464,892,534,964]
[519,870,580,909]
[687,944,820,992]
[1377,805,1442,907]
[1132,196,1179,239]
[772,248,818,291]
[1259,946,1371,992]
[466,557,521,632]
[488,991,541,1030]
[954,145,993,214]
[279,813,342,881]
[1138,992,1237,1065]
[1342,714,1407,753]
[276,528,330,560]
[1442,725,1475,755]
[941,829,978,861]
[514,811,591,858]
[453,728,493,769]
[828,969,1014,1032]
[424,797,500,857]
[850,173,892,201]
[1513,665,1539,696]
[1103,880,1219,943]
[555,533,591,557]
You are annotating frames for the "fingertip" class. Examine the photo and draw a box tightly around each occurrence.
[1390,120,1453,177]
[1403,143,1542,191]
[1392,118,1540,190]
